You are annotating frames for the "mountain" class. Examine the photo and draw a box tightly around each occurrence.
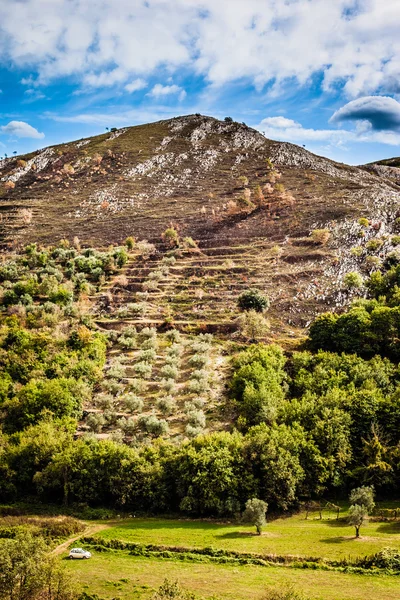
[1,114,400,338]
[362,156,400,187]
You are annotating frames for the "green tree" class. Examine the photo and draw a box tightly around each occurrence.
[242,497,268,534]
[348,503,367,538]
[238,289,270,313]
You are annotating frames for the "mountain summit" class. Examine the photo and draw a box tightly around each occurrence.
[1,114,400,335]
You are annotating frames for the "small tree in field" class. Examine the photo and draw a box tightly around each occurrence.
[348,486,375,538]
[243,498,268,535]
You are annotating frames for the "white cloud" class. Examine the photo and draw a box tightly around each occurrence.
[149,84,186,101]
[0,0,398,98]
[256,115,400,147]
[0,120,44,139]
[330,96,400,131]
[125,79,147,93]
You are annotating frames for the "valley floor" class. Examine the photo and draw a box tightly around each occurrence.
[62,510,400,600]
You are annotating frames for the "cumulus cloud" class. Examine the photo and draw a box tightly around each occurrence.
[125,79,147,93]
[0,120,44,139]
[330,96,400,131]
[148,84,186,101]
[257,115,400,146]
[0,0,398,97]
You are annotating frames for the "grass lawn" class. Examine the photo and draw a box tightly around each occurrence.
[64,551,400,600]
[93,512,400,561]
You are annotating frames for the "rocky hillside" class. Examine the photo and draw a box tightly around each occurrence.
[362,156,400,187]
[1,114,400,337]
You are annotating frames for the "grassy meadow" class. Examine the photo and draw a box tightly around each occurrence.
[93,511,400,561]
[61,512,400,600]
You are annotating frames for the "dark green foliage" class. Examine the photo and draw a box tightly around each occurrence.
[230,344,286,426]
[237,289,270,313]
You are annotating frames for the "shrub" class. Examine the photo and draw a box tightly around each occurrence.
[185,398,205,411]
[138,414,169,437]
[366,238,383,252]
[137,241,156,258]
[102,379,125,396]
[140,327,157,339]
[107,360,126,380]
[117,417,136,436]
[350,246,363,257]
[186,409,206,428]
[160,364,179,380]
[129,379,146,393]
[358,218,370,227]
[185,424,203,438]
[365,255,381,270]
[311,229,331,245]
[238,289,270,313]
[187,379,209,395]
[188,353,209,368]
[133,361,152,378]
[237,310,270,341]
[392,235,400,246]
[157,396,177,416]
[126,302,146,316]
[162,256,177,266]
[138,348,157,363]
[162,227,180,248]
[343,271,363,290]
[224,116,233,123]
[123,393,144,413]
[95,393,114,410]
[162,379,177,394]
[86,413,105,433]
[125,236,135,250]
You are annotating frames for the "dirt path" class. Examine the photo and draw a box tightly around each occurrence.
[52,523,111,556]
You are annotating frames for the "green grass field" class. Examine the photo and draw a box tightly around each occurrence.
[62,512,400,600]
[65,551,400,600]
[94,511,400,561]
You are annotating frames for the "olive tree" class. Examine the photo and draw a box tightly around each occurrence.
[348,486,375,538]
[242,497,268,535]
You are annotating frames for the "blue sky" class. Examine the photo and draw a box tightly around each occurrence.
[0,0,399,165]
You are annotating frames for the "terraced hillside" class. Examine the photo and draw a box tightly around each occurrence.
[2,114,400,334]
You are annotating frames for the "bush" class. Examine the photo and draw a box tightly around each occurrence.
[125,236,135,250]
[189,354,209,367]
[186,409,206,428]
[366,238,383,252]
[133,361,152,378]
[157,396,177,416]
[343,272,364,290]
[162,379,178,394]
[187,379,209,395]
[238,289,270,313]
[311,229,330,245]
[95,393,114,410]
[117,417,136,436]
[237,310,270,341]
[138,348,157,363]
[107,360,126,380]
[160,364,179,380]
[138,415,169,437]
[123,393,144,413]
[86,413,105,433]
[358,218,370,227]
[185,424,203,438]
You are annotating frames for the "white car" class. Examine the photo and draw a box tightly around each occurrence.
[69,547,91,559]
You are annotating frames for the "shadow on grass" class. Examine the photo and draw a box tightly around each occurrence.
[217,531,258,539]
[320,536,356,544]
[375,521,400,534]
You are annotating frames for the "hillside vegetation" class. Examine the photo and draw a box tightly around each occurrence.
[1,117,400,600]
